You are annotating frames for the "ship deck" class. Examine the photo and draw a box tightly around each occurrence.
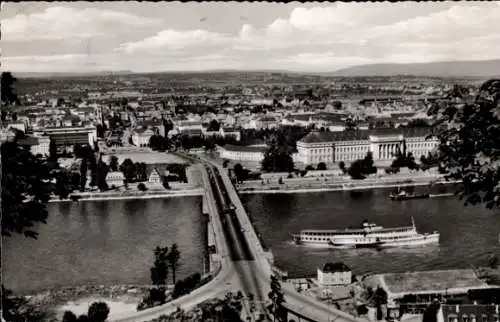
[297,225,415,235]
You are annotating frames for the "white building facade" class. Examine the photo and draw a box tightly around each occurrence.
[296,128,438,166]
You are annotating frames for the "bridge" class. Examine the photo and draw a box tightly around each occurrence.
[112,153,363,322]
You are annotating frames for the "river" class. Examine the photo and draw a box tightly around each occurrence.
[3,197,205,294]
[4,186,500,294]
[241,185,500,278]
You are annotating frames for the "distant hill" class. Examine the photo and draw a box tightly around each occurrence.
[14,71,133,78]
[329,60,500,77]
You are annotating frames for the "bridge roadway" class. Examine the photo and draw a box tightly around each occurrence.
[113,154,363,322]
[202,156,363,322]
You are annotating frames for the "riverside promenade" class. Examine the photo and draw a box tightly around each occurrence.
[237,173,458,194]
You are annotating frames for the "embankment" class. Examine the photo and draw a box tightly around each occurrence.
[237,179,460,195]
[48,189,204,202]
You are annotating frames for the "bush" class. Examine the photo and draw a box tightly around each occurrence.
[88,302,110,322]
[137,182,148,191]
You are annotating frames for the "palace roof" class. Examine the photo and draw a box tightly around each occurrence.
[299,127,433,144]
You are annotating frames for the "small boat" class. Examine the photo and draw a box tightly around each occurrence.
[389,189,429,201]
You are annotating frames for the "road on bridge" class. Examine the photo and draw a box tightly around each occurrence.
[113,154,363,322]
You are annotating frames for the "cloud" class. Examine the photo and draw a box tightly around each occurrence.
[2,6,160,41]
[117,29,231,54]
[3,3,500,73]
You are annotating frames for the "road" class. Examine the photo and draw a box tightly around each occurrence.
[202,155,362,322]
[113,154,363,322]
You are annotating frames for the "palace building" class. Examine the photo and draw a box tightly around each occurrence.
[295,127,438,166]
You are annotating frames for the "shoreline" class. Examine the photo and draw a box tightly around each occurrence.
[48,189,204,202]
[237,180,459,194]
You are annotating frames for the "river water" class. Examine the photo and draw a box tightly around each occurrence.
[4,186,500,293]
[3,197,205,293]
[241,186,500,278]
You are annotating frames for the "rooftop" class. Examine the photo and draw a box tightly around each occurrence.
[379,269,490,296]
[221,144,267,153]
[299,127,433,144]
[320,262,351,273]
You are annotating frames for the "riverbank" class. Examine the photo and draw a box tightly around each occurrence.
[48,189,204,202]
[237,179,460,194]
[22,284,154,321]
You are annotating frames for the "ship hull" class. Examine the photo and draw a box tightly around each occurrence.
[292,232,440,248]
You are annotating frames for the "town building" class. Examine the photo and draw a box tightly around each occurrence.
[219,127,241,141]
[249,116,278,129]
[106,171,125,189]
[295,127,438,166]
[438,304,500,322]
[148,168,163,185]
[317,262,352,286]
[16,135,51,157]
[136,119,166,137]
[33,126,97,148]
[218,144,267,162]
[132,128,155,147]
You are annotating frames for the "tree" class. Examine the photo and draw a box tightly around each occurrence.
[137,182,148,191]
[233,163,246,183]
[422,301,440,322]
[488,254,499,269]
[261,136,294,173]
[339,161,346,173]
[1,141,54,238]
[1,72,20,106]
[268,275,285,322]
[207,119,220,132]
[76,314,90,322]
[151,246,169,286]
[62,311,78,322]
[120,158,136,183]
[109,155,119,172]
[135,162,148,182]
[55,170,72,200]
[428,79,500,208]
[362,152,377,175]
[2,286,49,322]
[167,243,181,284]
[348,160,366,180]
[79,158,88,191]
[317,162,327,171]
[96,124,106,138]
[49,138,57,163]
[87,301,110,322]
[97,160,109,192]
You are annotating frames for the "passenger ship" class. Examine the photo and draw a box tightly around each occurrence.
[291,217,439,248]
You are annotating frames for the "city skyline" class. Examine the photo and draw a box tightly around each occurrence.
[2,1,500,73]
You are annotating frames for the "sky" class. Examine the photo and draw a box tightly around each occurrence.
[2,1,500,73]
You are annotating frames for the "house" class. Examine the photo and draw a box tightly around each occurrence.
[12,134,50,157]
[106,171,125,189]
[438,304,500,322]
[132,128,155,147]
[136,119,165,137]
[219,127,241,141]
[218,144,267,162]
[317,262,352,286]
[148,168,163,185]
